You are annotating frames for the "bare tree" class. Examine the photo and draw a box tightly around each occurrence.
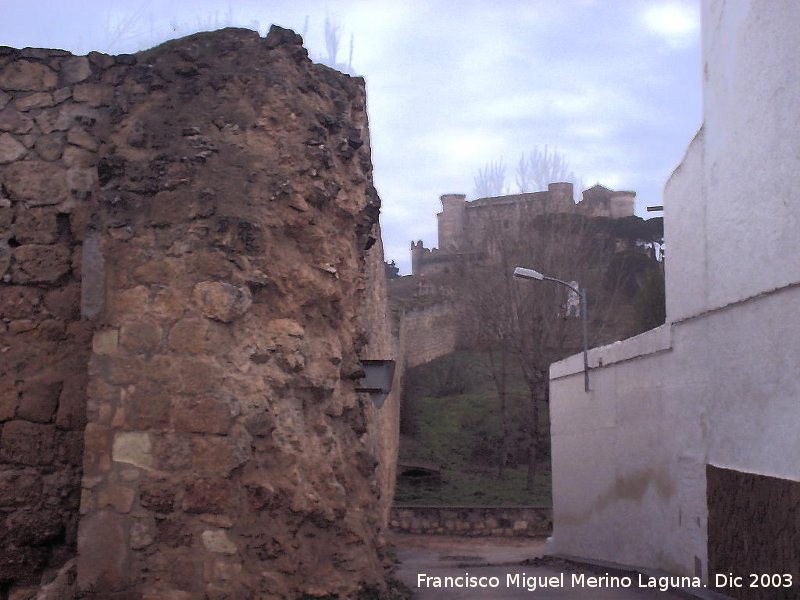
[456,211,630,492]
[515,145,577,192]
[473,159,509,198]
[324,16,342,66]
[475,146,583,201]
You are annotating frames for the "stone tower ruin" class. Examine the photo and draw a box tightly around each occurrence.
[0,26,399,600]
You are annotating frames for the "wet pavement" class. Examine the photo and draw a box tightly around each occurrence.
[390,533,686,599]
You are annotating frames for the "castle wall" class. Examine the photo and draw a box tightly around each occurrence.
[399,303,458,370]
[0,48,96,589]
[0,27,399,599]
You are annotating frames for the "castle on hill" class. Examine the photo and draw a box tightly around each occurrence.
[410,182,636,276]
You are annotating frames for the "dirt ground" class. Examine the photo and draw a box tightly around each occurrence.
[389,533,687,599]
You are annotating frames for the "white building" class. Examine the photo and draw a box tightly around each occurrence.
[548,1,800,590]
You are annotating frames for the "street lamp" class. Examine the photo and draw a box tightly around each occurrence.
[513,266,590,392]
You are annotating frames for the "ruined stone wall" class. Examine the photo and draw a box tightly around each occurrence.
[359,227,401,526]
[399,303,458,370]
[0,47,99,591]
[1,26,399,600]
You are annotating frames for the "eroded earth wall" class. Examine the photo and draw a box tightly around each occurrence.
[1,26,398,600]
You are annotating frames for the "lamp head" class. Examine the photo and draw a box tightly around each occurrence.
[513,266,544,281]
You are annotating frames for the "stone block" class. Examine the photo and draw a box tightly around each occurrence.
[0,61,57,91]
[119,321,161,354]
[177,358,222,394]
[167,317,210,354]
[14,92,54,111]
[0,132,27,163]
[0,420,56,465]
[183,478,238,514]
[106,355,146,385]
[193,281,252,323]
[151,286,187,320]
[191,429,252,477]
[16,379,61,423]
[121,383,171,429]
[111,286,148,315]
[10,244,72,284]
[0,90,9,110]
[92,328,118,355]
[112,431,153,470]
[60,57,92,84]
[13,207,59,244]
[0,108,33,134]
[77,510,130,592]
[0,286,40,319]
[53,87,72,103]
[1,160,67,205]
[189,250,234,279]
[73,83,113,107]
[173,395,231,434]
[155,433,192,471]
[133,259,178,284]
[201,529,237,555]
[31,132,64,161]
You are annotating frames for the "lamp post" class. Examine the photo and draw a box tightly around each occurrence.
[513,266,590,392]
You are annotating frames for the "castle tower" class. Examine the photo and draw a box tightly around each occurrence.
[547,182,575,211]
[609,191,636,218]
[437,193,467,251]
[410,240,425,276]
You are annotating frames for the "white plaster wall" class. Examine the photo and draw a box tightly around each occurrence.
[551,287,800,576]
[700,0,800,312]
[549,0,800,580]
[664,129,706,322]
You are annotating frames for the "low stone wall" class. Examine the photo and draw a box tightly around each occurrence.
[390,505,552,537]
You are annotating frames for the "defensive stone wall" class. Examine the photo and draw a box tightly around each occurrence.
[398,303,458,370]
[0,45,102,591]
[0,26,398,600]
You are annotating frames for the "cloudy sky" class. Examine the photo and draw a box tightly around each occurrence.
[1,0,702,273]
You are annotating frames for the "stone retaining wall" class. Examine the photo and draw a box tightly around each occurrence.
[390,505,552,537]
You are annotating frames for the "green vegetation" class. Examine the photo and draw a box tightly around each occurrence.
[396,352,552,506]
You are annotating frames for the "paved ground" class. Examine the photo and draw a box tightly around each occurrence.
[390,533,686,599]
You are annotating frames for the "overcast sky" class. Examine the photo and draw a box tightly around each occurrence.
[1,0,702,273]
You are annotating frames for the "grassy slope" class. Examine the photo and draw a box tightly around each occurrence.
[395,351,552,506]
